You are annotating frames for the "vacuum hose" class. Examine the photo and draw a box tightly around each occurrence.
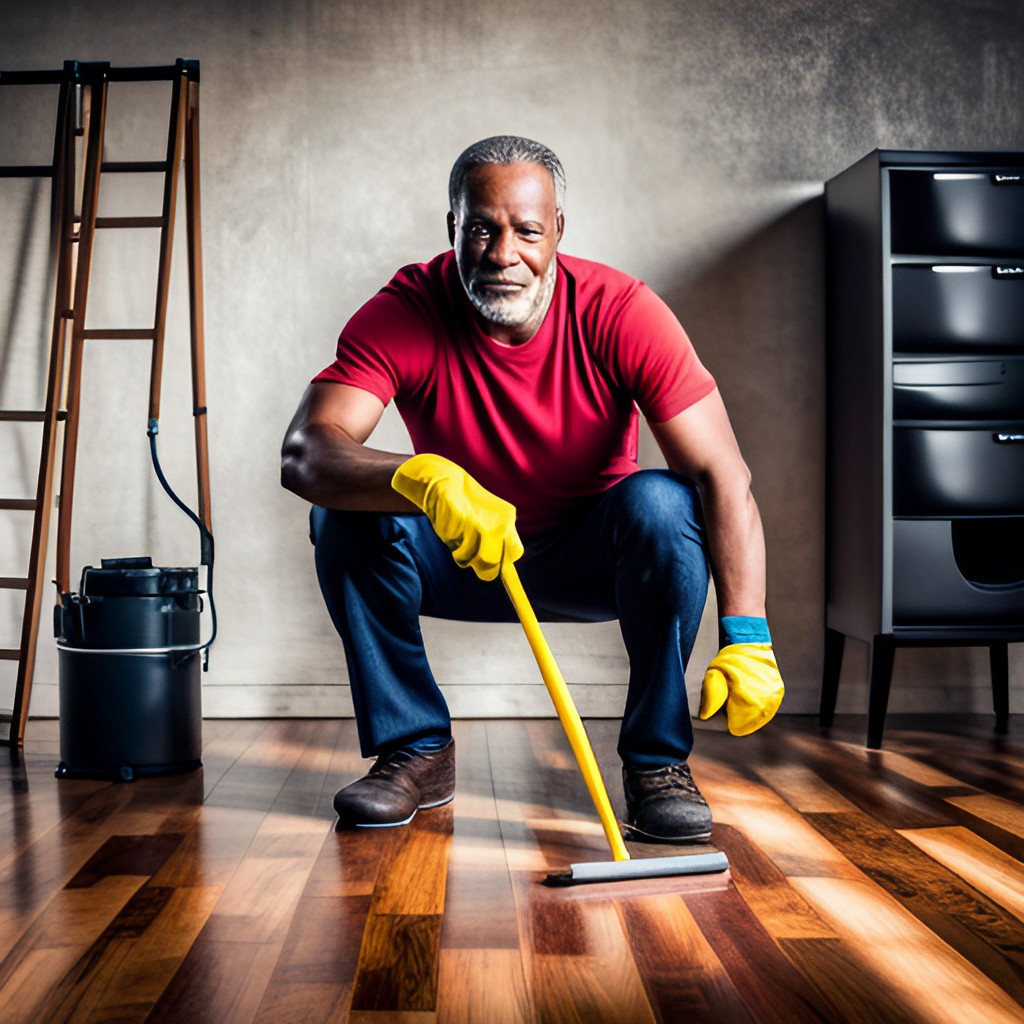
[147,418,217,668]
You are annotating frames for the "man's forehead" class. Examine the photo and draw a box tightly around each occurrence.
[458,162,558,208]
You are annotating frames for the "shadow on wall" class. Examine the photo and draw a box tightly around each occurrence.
[642,194,828,709]
[647,192,997,710]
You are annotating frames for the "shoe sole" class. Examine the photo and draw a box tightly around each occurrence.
[344,791,455,830]
[622,821,713,844]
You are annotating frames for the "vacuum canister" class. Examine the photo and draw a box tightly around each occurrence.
[55,556,203,781]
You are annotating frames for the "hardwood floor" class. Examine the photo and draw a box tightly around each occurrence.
[1,713,1022,1023]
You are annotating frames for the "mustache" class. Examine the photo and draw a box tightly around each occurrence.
[469,272,530,285]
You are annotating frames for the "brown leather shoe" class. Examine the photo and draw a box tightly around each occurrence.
[333,739,455,828]
[622,761,713,843]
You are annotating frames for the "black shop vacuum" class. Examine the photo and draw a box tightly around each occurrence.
[54,422,216,782]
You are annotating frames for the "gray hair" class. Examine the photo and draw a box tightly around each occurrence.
[448,135,566,212]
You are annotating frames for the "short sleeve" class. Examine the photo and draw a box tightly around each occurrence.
[313,266,440,405]
[599,281,716,423]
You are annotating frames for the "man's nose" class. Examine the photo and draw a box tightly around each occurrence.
[486,228,520,267]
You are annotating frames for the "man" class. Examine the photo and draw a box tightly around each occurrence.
[281,136,784,842]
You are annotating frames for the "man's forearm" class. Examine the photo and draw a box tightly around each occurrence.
[698,481,767,620]
[280,421,414,512]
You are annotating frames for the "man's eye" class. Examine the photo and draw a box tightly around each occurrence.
[467,224,490,238]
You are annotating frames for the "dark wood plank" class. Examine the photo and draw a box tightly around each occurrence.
[684,886,834,1024]
[349,913,443,1012]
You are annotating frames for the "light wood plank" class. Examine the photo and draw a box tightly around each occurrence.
[945,793,1024,839]
[436,949,531,1024]
[793,876,1024,1024]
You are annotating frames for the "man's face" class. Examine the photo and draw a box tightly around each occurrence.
[448,161,564,344]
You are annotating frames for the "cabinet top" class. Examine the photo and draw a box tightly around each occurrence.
[829,150,1024,181]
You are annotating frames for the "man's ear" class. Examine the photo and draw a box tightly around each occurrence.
[447,211,456,246]
[556,209,565,243]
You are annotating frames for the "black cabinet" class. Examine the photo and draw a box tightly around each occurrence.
[822,150,1024,747]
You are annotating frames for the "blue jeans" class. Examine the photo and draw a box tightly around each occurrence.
[309,469,709,766]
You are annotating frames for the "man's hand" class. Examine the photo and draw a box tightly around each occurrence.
[392,454,524,581]
[698,617,784,736]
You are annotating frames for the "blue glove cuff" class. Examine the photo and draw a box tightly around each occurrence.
[719,615,771,647]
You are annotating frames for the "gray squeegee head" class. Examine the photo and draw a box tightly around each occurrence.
[544,850,731,886]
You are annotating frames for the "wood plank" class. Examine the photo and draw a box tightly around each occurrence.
[440,721,521,950]
[793,876,1024,1024]
[945,793,1024,839]
[436,948,531,1024]
[65,832,185,888]
[369,805,453,917]
[619,894,755,1024]
[346,803,454,1013]
[350,913,443,1012]
[899,826,1024,921]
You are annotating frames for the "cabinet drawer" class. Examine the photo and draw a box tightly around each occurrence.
[893,265,1024,352]
[889,170,1024,255]
[893,358,1024,419]
[893,427,1024,515]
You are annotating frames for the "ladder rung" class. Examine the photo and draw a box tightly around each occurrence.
[0,499,38,511]
[0,578,30,590]
[101,160,168,173]
[81,329,157,340]
[95,216,164,229]
[0,165,54,178]
[0,650,22,661]
[0,410,46,422]
[0,68,66,85]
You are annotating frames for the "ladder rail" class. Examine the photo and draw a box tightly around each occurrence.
[147,61,189,427]
[54,64,110,595]
[183,63,213,538]
[3,68,79,756]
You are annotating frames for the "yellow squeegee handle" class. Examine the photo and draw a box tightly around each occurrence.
[501,561,630,862]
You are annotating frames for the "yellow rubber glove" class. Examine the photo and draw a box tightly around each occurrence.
[392,453,524,581]
[699,644,785,736]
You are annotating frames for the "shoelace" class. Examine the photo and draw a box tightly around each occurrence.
[368,748,416,778]
[630,763,701,799]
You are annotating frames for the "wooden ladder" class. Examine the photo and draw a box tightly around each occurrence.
[0,59,211,762]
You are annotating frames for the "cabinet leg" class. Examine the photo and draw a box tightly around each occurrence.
[866,634,896,749]
[820,628,845,728]
[990,642,1009,736]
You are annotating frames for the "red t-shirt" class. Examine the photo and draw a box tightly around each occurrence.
[314,251,716,535]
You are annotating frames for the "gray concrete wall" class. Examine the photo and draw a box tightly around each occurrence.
[1,0,1022,723]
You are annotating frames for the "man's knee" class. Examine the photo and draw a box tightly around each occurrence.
[612,470,704,544]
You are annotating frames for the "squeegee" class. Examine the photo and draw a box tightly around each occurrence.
[500,562,729,886]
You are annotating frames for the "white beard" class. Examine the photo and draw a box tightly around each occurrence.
[464,257,558,329]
